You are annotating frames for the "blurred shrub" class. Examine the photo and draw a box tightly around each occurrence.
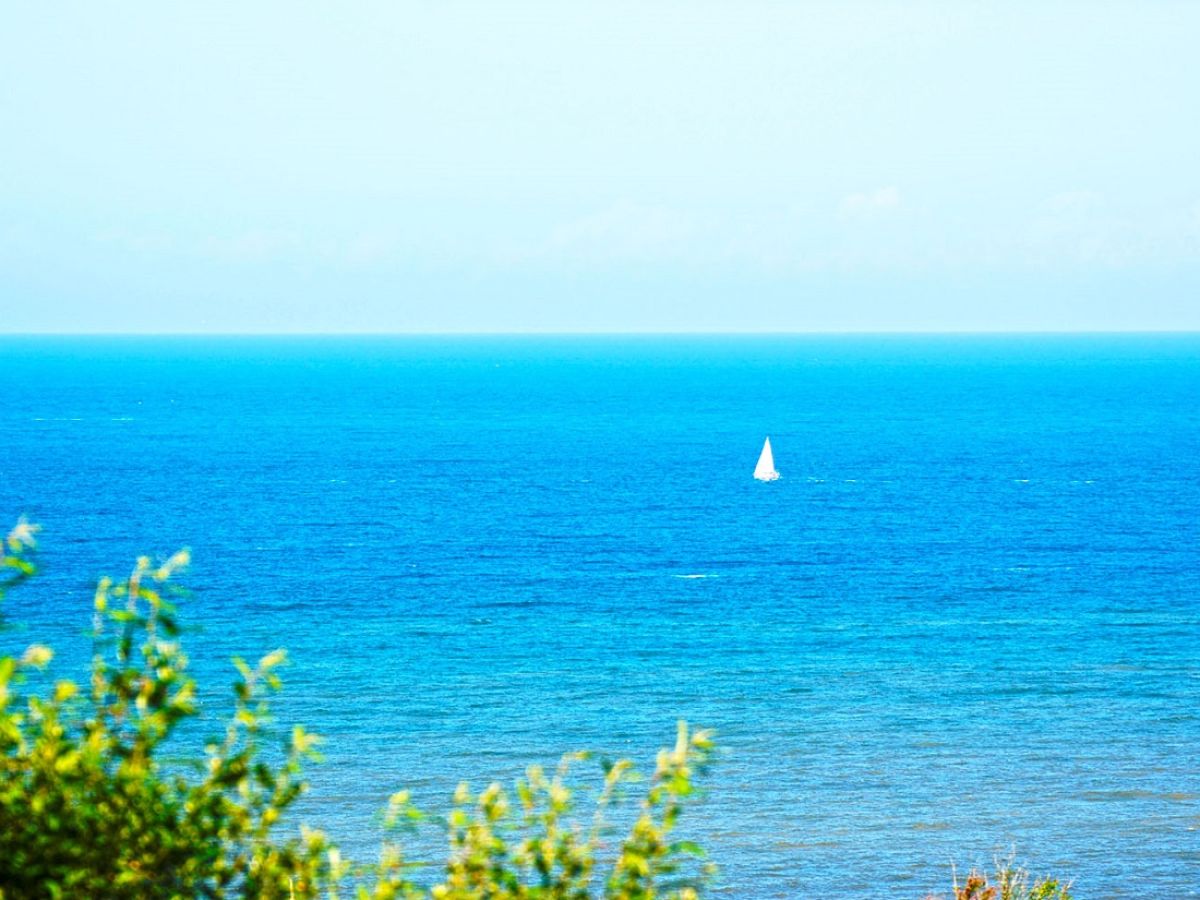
[925,858,1073,900]
[0,521,714,899]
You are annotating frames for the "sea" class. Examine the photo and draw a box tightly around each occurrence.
[1,335,1197,898]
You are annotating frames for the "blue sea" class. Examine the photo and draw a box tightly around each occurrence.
[2,335,1198,897]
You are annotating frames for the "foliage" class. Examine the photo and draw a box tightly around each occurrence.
[0,521,715,899]
[923,857,1073,900]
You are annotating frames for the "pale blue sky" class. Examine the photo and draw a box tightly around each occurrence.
[2,1,1198,332]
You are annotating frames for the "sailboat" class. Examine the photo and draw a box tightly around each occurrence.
[753,436,780,481]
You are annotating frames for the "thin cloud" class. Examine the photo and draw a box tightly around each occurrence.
[199,231,297,262]
[838,186,901,221]
[1045,190,1102,214]
[536,200,696,262]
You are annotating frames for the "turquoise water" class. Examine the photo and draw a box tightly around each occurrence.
[2,335,1198,896]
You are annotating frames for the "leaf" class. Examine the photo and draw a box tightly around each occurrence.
[21,644,53,668]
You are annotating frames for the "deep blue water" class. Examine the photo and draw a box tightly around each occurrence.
[1,335,1198,897]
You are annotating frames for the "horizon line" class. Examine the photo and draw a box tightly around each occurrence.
[1,329,1198,338]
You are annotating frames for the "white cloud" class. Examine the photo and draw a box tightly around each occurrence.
[321,231,401,266]
[93,229,176,253]
[838,186,901,221]
[1024,190,1136,266]
[198,231,296,262]
[1045,190,1102,214]
[1020,190,1200,267]
[536,200,696,262]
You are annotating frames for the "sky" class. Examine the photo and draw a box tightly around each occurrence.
[2,1,1199,333]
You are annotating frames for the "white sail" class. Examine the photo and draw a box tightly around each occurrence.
[753,436,780,481]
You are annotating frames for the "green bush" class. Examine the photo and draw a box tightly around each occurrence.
[0,521,715,899]
[929,859,1073,900]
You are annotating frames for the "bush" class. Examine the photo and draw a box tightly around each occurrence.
[0,521,715,899]
[925,858,1073,900]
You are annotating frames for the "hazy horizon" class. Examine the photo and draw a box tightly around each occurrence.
[4,2,1199,333]
[5,330,1200,340]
